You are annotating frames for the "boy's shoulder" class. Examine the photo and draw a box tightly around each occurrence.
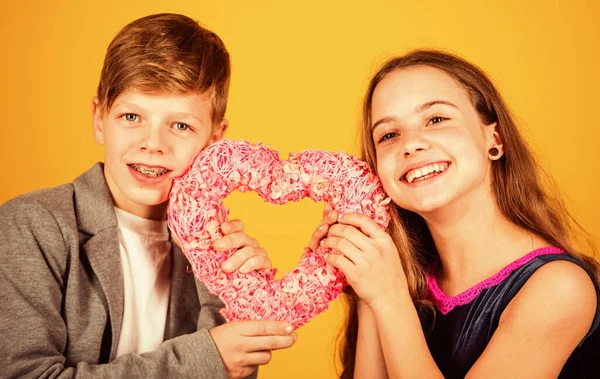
[0,163,115,235]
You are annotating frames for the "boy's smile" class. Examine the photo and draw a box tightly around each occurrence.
[92,90,227,220]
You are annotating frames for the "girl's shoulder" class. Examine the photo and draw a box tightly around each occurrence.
[501,250,599,344]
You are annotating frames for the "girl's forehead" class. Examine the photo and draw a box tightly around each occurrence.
[372,67,470,114]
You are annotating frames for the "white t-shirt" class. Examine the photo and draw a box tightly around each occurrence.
[114,207,172,357]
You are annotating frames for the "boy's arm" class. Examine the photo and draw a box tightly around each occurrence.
[0,198,228,379]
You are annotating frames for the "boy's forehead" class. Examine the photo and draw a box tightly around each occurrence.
[111,89,212,109]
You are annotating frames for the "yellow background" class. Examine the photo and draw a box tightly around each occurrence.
[1,0,599,377]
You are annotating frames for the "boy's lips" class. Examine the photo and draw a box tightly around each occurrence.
[127,163,173,185]
[127,163,172,178]
[400,160,451,184]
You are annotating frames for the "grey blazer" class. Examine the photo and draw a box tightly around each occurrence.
[0,163,243,378]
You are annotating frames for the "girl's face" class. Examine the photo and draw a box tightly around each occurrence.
[371,66,499,217]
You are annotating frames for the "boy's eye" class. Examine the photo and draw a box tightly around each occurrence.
[377,132,399,143]
[427,116,447,125]
[123,113,138,122]
[174,122,191,131]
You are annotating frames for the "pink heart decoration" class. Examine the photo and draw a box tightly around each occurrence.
[168,140,390,327]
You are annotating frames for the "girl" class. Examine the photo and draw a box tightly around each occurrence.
[310,50,600,378]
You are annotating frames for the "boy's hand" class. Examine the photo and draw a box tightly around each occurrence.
[216,220,271,274]
[210,320,297,379]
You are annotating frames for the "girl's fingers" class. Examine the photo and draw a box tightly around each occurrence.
[327,223,373,252]
[321,236,364,265]
[325,252,356,281]
[337,213,383,239]
[308,222,329,252]
[308,205,339,251]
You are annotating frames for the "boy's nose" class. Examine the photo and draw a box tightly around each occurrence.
[140,126,165,153]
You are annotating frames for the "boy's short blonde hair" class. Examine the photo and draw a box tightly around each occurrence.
[96,13,230,124]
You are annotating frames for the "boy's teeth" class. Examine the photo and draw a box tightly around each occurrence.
[130,164,169,178]
[405,162,449,183]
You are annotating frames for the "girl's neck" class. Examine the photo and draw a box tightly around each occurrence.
[421,187,537,292]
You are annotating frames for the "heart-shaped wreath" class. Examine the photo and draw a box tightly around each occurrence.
[168,140,390,327]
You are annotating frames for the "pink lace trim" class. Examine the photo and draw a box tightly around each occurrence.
[427,246,565,315]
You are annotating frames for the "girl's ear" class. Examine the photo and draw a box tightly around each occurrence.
[486,123,504,160]
[92,97,105,145]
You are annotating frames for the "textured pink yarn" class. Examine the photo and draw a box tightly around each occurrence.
[427,246,564,315]
[167,140,391,328]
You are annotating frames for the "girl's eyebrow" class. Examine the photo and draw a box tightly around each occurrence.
[372,100,458,131]
[417,100,458,113]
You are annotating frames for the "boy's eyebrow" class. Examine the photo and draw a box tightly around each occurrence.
[371,100,458,130]
[170,112,204,124]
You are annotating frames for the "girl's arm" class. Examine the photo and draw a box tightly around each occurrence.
[354,299,388,379]
[324,213,596,378]
[465,260,596,378]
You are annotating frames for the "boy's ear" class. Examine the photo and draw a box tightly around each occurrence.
[91,97,105,145]
[209,119,229,144]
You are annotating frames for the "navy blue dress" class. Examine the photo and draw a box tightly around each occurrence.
[425,247,600,378]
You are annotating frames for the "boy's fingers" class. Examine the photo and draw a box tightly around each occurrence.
[238,320,295,337]
[239,252,272,273]
[246,334,297,352]
[221,219,244,234]
[244,352,272,366]
[214,232,258,251]
[222,246,268,272]
[300,247,311,260]
[321,203,332,219]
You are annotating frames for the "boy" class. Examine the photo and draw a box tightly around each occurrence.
[0,13,296,379]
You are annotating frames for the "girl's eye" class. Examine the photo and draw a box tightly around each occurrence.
[123,113,138,122]
[428,116,447,125]
[377,132,399,143]
[174,122,191,131]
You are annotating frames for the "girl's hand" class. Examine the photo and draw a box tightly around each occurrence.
[303,203,339,259]
[321,213,407,311]
[215,220,272,274]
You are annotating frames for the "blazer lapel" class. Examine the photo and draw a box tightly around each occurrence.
[73,163,124,359]
[81,228,124,359]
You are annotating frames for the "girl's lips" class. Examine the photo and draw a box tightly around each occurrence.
[127,165,172,185]
[401,162,451,187]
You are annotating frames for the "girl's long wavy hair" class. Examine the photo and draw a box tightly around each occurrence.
[338,49,600,378]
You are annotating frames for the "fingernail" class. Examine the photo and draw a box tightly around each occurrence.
[285,326,293,334]
[222,262,232,271]
[320,239,325,246]
[293,333,298,341]
[318,223,326,231]
[337,213,343,221]
[239,264,247,273]
[214,241,224,250]
[328,212,334,219]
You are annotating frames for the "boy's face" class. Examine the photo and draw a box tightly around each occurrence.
[92,90,227,220]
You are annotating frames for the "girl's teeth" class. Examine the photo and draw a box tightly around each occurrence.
[405,162,449,183]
